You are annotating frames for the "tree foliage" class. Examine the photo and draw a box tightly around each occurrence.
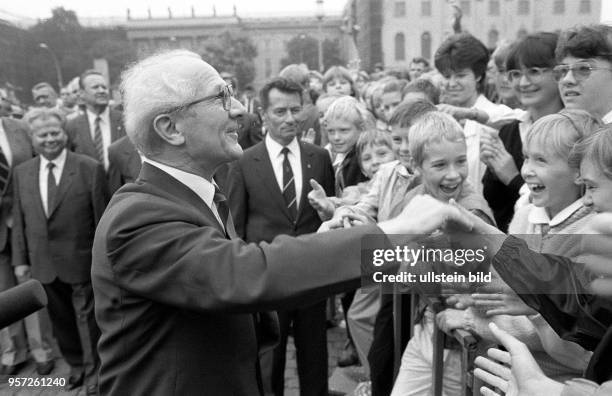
[281,34,344,72]
[197,31,257,89]
[27,7,136,91]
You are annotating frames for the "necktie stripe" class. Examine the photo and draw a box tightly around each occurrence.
[94,116,104,164]
[281,147,297,221]
[0,147,9,193]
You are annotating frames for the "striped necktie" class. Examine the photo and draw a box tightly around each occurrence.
[0,146,9,195]
[281,147,297,221]
[47,162,57,216]
[213,187,236,239]
[94,116,104,164]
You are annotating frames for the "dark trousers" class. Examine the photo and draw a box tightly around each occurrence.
[262,300,328,396]
[368,293,412,396]
[43,279,99,383]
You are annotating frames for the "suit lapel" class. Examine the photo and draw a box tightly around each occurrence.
[77,114,95,153]
[48,152,75,218]
[252,144,293,222]
[24,157,47,220]
[296,142,313,222]
[110,110,124,142]
[141,163,227,236]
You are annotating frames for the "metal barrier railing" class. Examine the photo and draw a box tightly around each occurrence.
[392,290,482,396]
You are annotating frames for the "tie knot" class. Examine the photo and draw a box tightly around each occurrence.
[95,116,101,123]
[213,188,226,204]
[47,162,55,170]
[281,147,290,157]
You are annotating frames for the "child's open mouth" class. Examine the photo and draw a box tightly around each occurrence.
[528,183,546,193]
[440,183,459,194]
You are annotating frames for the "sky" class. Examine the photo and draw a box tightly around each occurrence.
[0,0,348,22]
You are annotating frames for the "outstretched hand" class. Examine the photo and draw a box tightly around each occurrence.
[474,323,564,396]
[308,179,335,220]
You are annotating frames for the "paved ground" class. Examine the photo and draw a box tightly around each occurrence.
[0,324,364,396]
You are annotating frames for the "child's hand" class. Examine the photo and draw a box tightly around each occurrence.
[471,292,537,316]
[308,179,335,219]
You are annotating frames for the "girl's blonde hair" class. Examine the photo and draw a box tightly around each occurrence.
[323,96,375,132]
[525,109,603,160]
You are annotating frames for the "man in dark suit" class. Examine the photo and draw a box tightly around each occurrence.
[227,77,335,396]
[13,108,109,395]
[107,135,141,194]
[0,116,55,376]
[91,50,471,396]
[64,70,125,172]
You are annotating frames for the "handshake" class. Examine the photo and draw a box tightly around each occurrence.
[319,193,499,238]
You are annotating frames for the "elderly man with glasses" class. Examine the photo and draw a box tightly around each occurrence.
[91,50,473,396]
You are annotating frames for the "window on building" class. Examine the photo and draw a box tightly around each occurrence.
[421,0,432,16]
[553,0,565,14]
[488,29,499,48]
[489,0,500,15]
[421,32,432,60]
[518,0,529,14]
[394,1,406,17]
[395,33,406,61]
[265,58,272,78]
[579,0,591,14]
[460,0,471,16]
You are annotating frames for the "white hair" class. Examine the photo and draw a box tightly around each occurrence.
[120,49,208,156]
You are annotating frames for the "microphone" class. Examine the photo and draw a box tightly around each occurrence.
[0,279,47,328]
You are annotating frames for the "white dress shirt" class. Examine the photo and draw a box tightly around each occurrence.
[142,158,224,227]
[86,107,111,170]
[602,109,612,124]
[265,134,303,209]
[39,149,67,217]
[0,120,13,166]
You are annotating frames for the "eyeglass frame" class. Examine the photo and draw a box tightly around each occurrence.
[506,67,552,83]
[167,84,234,114]
[552,61,612,82]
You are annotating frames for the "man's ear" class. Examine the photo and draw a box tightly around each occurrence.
[153,114,185,146]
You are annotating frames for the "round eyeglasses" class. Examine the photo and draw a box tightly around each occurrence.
[553,62,612,82]
[506,67,551,83]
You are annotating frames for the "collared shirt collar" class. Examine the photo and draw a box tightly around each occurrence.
[265,134,299,157]
[602,109,612,124]
[86,106,109,124]
[40,148,68,172]
[142,157,215,209]
[527,199,584,227]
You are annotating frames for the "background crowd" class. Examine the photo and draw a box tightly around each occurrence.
[0,18,611,396]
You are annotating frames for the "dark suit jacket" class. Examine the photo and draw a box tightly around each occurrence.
[342,146,368,188]
[0,118,33,254]
[107,136,141,194]
[92,162,384,396]
[64,109,125,163]
[12,151,109,284]
[226,140,334,243]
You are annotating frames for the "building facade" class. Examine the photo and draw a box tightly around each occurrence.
[126,13,345,89]
[382,0,601,70]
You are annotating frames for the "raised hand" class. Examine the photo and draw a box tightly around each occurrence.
[300,128,316,144]
[471,292,537,316]
[307,179,335,220]
[475,323,564,396]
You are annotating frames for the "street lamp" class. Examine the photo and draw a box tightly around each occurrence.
[39,43,64,88]
[315,0,324,72]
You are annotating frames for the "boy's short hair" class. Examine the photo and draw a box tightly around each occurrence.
[555,24,612,63]
[388,98,436,129]
[434,33,489,92]
[279,64,310,88]
[408,112,465,166]
[31,82,56,94]
[401,79,441,105]
[323,96,375,132]
[506,32,559,70]
[569,125,612,180]
[356,129,393,160]
[411,57,430,68]
[322,66,357,97]
[525,109,603,160]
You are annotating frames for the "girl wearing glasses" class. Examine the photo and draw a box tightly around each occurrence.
[482,32,563,232]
